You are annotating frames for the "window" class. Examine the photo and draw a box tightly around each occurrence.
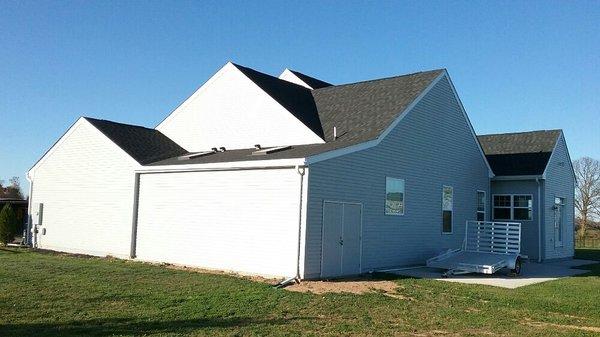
[442,186,453,233]
[513,195,533,220]
[476,191,486,222]
[385,177,405,215]
[493,195,533,221]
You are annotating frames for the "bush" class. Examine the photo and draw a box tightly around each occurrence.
[0,203,18,245]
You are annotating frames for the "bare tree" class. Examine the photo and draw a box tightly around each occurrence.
[574,157,600,238]
[0,177,24,200]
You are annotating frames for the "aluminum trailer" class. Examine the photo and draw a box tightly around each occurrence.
[427,221,523,277]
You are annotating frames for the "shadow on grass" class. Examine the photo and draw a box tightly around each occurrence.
[0,247,23,253]
[575,248,600,261]
[0,316,313,337]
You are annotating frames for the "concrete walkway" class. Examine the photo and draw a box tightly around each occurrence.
[391,259,597,289]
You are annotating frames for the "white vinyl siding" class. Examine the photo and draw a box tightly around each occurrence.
[135,168,306,278]
[29,120,138,258]
[157,63,324,152]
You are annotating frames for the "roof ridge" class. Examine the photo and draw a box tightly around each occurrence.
[314,69,445,92]
[84,117,155,131]
[230,63,312,92]
[287,69,332,88]
[478,129,562,137]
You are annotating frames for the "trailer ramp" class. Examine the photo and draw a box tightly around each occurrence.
[427,221,522,277]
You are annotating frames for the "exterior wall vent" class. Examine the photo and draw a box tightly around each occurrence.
[177,151,214,160]
[252,145,292,156]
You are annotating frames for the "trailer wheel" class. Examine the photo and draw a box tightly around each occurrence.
[511,257,522,276]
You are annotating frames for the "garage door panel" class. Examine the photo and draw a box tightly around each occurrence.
[135,169,300,277]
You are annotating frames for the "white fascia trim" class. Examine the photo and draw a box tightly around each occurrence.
[235,66,325,144]
[28,117,142,179]
[28,117,86,179]
[135,158,307,173]
[492,175,544,181]
[541,131,575,180]
[155,61,234,130]
[443,71,495,178]
[306,71,447,165]
[84,119,142,168]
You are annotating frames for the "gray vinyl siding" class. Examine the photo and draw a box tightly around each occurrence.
[543,134,575,259]
[303,76,490,278]
[490,180,542,261]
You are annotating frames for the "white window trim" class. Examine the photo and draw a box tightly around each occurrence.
[442,185,453,234]
[385,177,405,216]
[492,194,534,221]
[476,190,486,222]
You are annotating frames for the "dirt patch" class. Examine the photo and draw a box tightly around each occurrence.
[523,320,600,333]
[286,278,408,298]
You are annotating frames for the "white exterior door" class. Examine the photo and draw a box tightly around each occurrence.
[135,168,302,277]
[321,201,362,278]
[554,197,564,248]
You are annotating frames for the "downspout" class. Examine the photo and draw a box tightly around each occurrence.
[536,178,542,263]
[276,165,306,288]
[26,173,33,247]
[129,173,141,259]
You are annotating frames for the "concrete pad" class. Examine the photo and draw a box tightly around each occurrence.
[391,259,597,289]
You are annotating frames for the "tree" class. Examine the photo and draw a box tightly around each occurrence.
[0,176,24,200]
[573,157,600,238]
[0,203,18,245]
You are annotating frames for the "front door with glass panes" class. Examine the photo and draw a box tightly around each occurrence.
[554,197,564,248]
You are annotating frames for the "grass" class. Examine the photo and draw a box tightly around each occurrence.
[0,248,599,336]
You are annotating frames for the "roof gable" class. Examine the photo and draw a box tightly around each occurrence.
[312,70,445,144]
[278,68,332,89]
[156,62,326,151]
[85,118,187,165]
[233,63,325,139]
[478,130,561,176]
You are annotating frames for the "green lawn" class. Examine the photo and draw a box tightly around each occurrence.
[1,249,599,336]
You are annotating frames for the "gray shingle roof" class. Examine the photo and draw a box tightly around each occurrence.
[151,68,444,166]
[85,117,187,165]
[477,130,561,176]
[312,70,444,144]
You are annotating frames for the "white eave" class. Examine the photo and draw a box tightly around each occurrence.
[135,157,307,174]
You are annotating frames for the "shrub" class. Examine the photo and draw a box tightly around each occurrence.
[0,203,18,245]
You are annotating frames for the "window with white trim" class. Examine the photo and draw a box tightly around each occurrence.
[385,177,405,215]
[442,186,453,233]
[493,195,532,221]
[513,195,533,220]
[476,191,486,222]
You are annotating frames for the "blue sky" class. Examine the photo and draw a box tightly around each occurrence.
[1,1,599,194]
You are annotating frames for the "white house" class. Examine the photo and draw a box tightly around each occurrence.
[27,62,575,280]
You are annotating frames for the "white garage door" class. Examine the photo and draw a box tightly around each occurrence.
[135,168,301,277]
